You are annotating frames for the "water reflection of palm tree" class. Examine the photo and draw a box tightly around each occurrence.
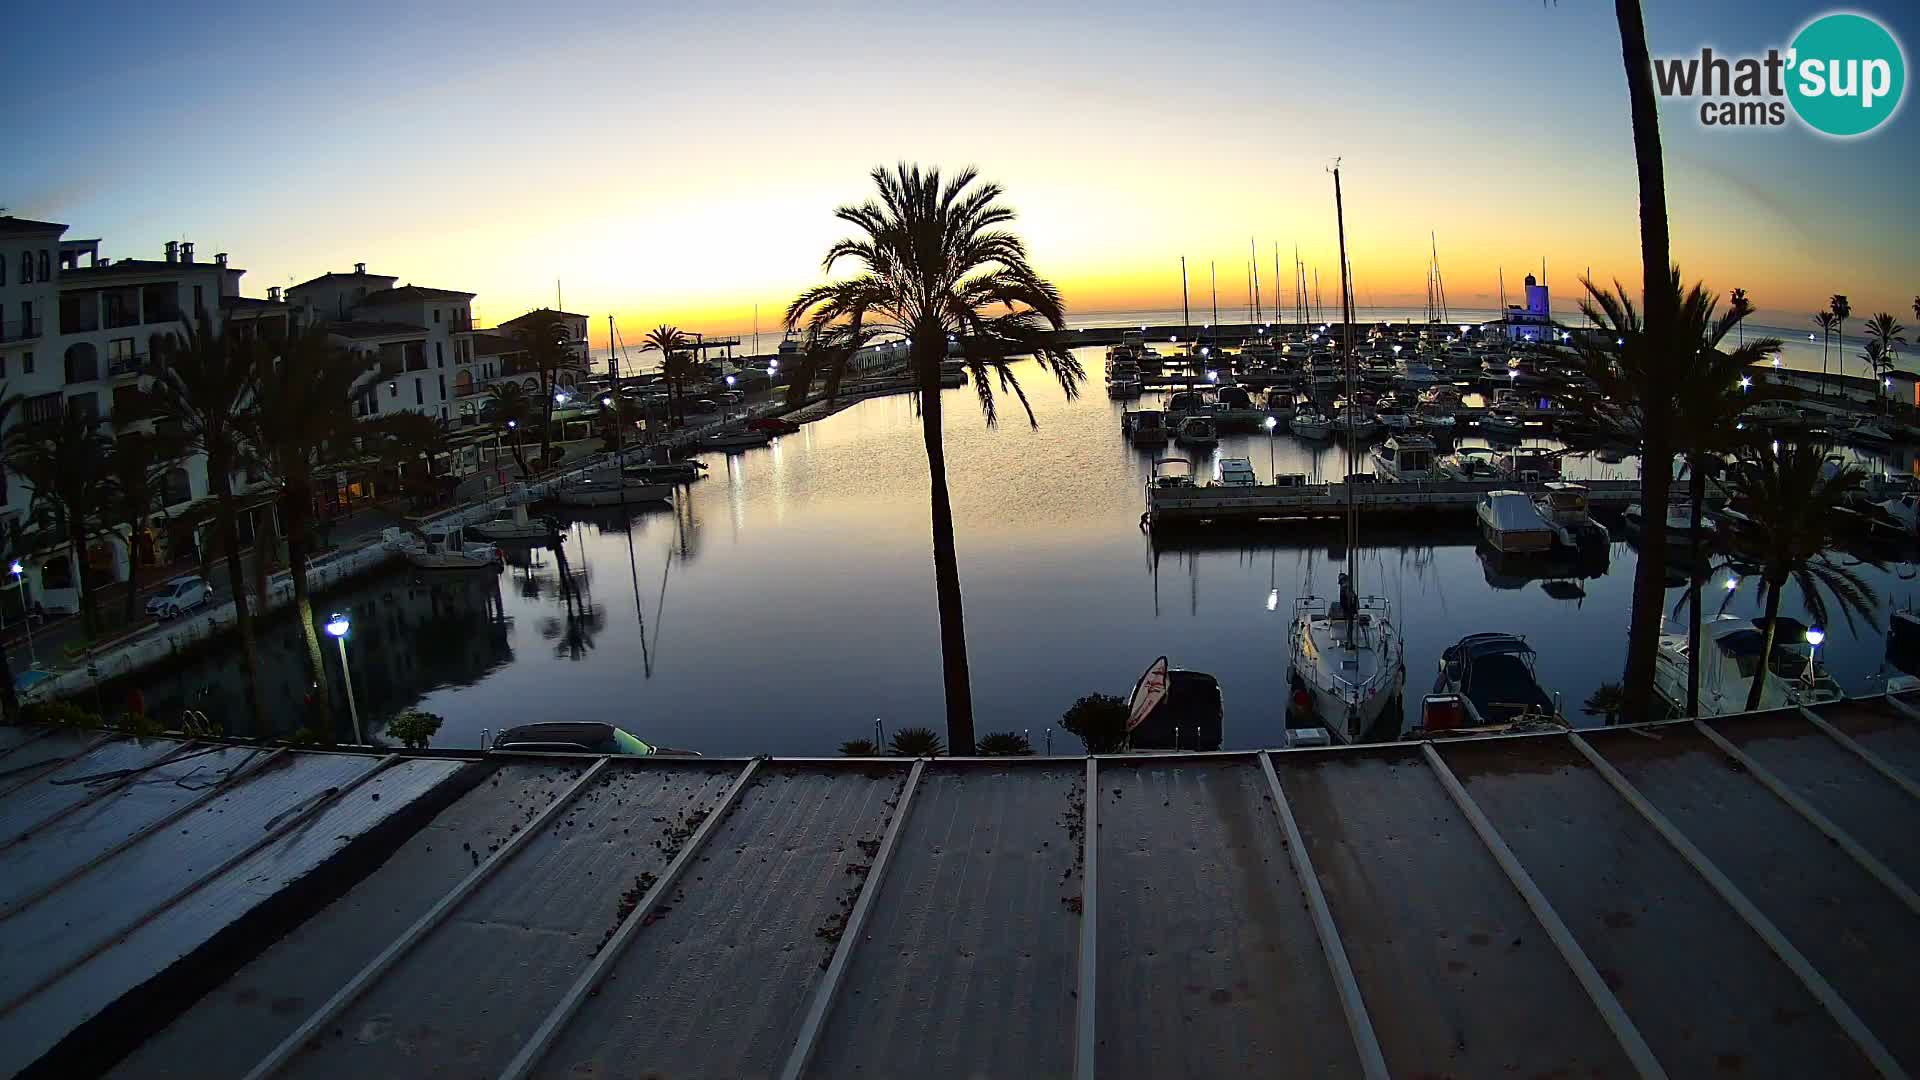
[1719,442,1880,711]
[787,164,1085,753]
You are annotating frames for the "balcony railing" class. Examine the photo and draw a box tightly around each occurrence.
[0,316,44,343]
[108,353,151,377]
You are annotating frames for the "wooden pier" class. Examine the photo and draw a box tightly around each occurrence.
[1147,477,1642,530]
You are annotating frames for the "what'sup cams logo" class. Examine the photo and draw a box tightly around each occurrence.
[1654,11,1906,137]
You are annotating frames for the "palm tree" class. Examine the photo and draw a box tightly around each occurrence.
[104,429,186,626]
[888,725,945,757]
[241,320,360,725]
[6,406,114,638]
[787,164,1086,753]
[482,382,532,476]
[1730,288,1750,347]
[512,319,573,471]
[371,411,453,509]
[838,738,881,757]
[1567,269,1770,721]
[1582,682,1626,726]
[0,519,27,725]
[1863,312,1905,413]
[1601,0,1677,390]
[976,730,1033,756]
[1830,294,1851,394]
[1721,442,1879,711]
[1812,311,1838,394]
[781,322,875,410]
[642,326,692,425]
[1664,289,1781,715]
[149,312,267,733]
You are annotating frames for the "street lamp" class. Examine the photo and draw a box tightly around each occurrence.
[555,392,569,406]
[1739,375,1752,392]
[326,612,361,743]
[1264,414,1278,480]
[1803,625,1825,684]
[10,560,35,668]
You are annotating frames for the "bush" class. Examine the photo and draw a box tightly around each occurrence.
[1062,693,1129,754]
[22,700,103,730]
[888,726,945,757]
[838,738,881,757]
[386,709,445,750]
[976,731,1033,756]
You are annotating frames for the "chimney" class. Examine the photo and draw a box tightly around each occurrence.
[354,262,366,274]
[215,252,228,268]
[164,241,178,263]
[268,286,282,302]
[181,242,195,264]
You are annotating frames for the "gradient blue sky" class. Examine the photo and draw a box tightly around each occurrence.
[6,1,1916,339]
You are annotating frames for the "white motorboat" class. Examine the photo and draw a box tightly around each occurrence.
[1496,447,1562,482]
[1653,615,1841,718]
[700,430,774,451]
[1213,456,1258,486]
[1174,415,1219,448]
[1289,407,1333,440]
[1332,405,1378,440]
[623,460,707,484]
[556,472,673,507]
[1416,406,1457,433]
[1876,491,1918,536]
[1532,482,1609,548]
[385,527,502,571]
[1375,404,1415,432]
[1476,490,1555,553]
[1148,456,1196,492]
[1107,377,1142,399]
[467,504,557,543]
[1437,446,1504,481]
[1395,357,1440,388]
[1286,162,1407,748]
[1480,412,1527,439]
[1843,418,1894,446]
[1371,433,1437,482]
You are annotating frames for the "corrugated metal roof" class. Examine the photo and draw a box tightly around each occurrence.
[5,693,1920,1079]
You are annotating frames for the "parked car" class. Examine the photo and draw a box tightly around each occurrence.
[690,398,719,414]
[146,575,213,619]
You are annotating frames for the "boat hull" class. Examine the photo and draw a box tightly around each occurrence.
[557,482,674,507]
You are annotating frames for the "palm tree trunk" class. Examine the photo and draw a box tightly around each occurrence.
[65,512,99,639]
[1820,328,1829,396]
[1613,0,1674,725]
[284,478,332,737]
[916,333,976,755]
[539,369,555,470]
[0,629,17,725]
[1743,583,1784,712]
[1685,458,1706,716]
[122,519,142,626]
[211,457,268,734]
[252,504,277,612]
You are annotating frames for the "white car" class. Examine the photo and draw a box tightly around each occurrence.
[146,575,212,619]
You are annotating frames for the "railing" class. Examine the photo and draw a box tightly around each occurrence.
[107,353,150,377]
[0,316,44,342]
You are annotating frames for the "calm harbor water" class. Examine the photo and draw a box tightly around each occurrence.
[114,350,1919,755]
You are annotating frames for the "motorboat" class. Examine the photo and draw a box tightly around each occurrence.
[1532,482,1609,548]
[1371,433,1437,482]
[1480,412,1527,440]
[1875,491,1918,537]
[1148,456,1196,492]
[1622,502,1714,548]
[1123,656,1224,752]
[1213,456,1259,486]
[745,416,802,435]
[1125,409,1171,446]
[1416,633,1566,736]
[1213,385,1265,430]
[556,471,673,507]
[1476,490,1555,553]
[1653,615,1841,718]
[1395,357,1440,388]
[1174,415,1219,448]
[385,526,503,571]
[1331,405,1378,440]
[1842,418,1894,446]
[1107,377,1142,399]
[467,504,559,543]
[1496,447,1562,482]
[1374,403,1415,432]
[1165,390,1209,420]
[1416,406,1457,433]
[1289,407,1333,440]
[1437,446,1505,481]
[623,459,707,484]
[699,430,774,451]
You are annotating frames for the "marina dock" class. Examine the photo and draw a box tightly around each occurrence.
[7,694,1919,1077]
[1147,476,1642,529]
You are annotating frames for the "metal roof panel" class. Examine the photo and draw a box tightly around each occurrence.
[0,737,184,843]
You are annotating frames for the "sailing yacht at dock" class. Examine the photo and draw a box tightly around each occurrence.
[1286,162,1407,744]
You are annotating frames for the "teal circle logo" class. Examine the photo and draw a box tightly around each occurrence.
[1788,13,1906,137]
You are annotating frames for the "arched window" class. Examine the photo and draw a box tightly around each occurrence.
[452,370,474,396]
[37,251,49,280]
[64,342,99,383]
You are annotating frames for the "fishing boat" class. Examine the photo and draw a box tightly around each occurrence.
[1653,615,1841,718]
[1416,633,1566,737]
[1370,433,1437,482]
[468,504,558,543]
[699,429,774,451]
[1174,415,1219,448]
[1125,409,1171,446]
[1289,406,1333,440]
[1286,162,1407,746]
[556,472,673,507]
[1476,491,1555,552]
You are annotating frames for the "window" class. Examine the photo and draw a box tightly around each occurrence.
[107,337,136,375]
[102,287,139,329]
[0,254,6,285]
[59,293,98,334]
[22,351,32,375]
[192,285,203,312]
[414,377,424,406]
[433,308,440,323]
[20,300,33,336]
[161,468,192,506]
[64,342,99,382]
[141,284,181,324]
[435,341,443,366]
[437,374,446,400]
[19,252,30,283]
[37,251,49,280]
[25,392,60,423]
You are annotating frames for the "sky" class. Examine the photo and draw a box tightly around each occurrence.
[6,0,1917,350]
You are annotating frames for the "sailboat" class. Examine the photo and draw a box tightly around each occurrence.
[1285,162,1407,745]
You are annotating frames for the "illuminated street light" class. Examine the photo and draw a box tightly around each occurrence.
[10,561,35,667]
[326,613,361,743]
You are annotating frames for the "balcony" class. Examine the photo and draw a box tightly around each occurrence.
[0,316,44,343]
[108,353,151,378]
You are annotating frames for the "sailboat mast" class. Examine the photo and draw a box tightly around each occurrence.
[1334,162,1359,594]
[1250,236,1261,324]
[1210,261,1219,335]
[1181,256,1191,341]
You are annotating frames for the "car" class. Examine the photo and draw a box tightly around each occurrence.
[690,398,719,413]
[720,390,746,405]
[489,722,699,756]
[146,575,213,619]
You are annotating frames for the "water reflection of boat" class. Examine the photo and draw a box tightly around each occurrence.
[1653,615,1841,717]
[1417,633,1567,737]
[1475,543,1610,591]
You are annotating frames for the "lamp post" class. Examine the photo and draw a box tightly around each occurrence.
[10,561,35,668]
[1264,414,1278,481]
[326,612,361,743]
[1803,625,1825,685]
